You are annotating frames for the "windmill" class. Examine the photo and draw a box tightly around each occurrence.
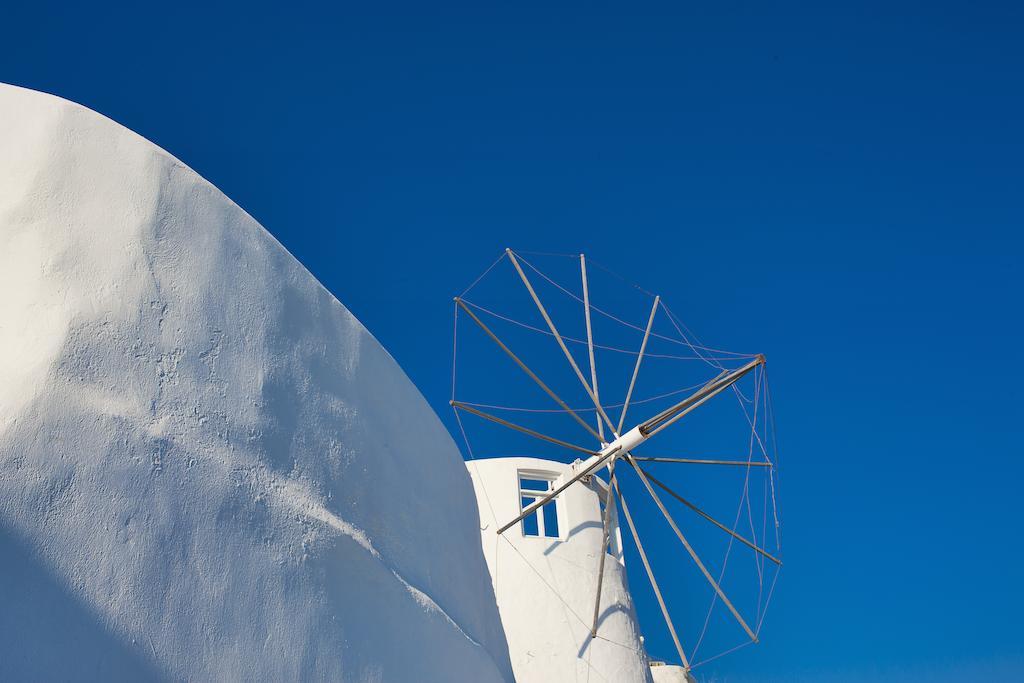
[450,249,781,676]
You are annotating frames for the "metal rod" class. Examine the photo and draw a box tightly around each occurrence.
[591,463,617,636]
[642,356,764,437]
[451,401,598,457]
[700,368,730,392]
[580,254,605,442]
[631,457,773,468]
[497,446,622,534]
[642,358,760,433]
[614,478,690,670]
[617,295,660,435]
[506,249,619,437]
[638,466,782,566]
[455,298,601,442]
[626,454,758,642]
[646,381,747,439]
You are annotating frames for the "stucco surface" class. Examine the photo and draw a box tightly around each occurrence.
[468,456,653,683]
[0,84,513,682]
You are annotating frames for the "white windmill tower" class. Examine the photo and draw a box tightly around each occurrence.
[451,250,781,683]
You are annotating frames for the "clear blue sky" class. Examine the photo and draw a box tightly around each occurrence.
[4,2,1022,681]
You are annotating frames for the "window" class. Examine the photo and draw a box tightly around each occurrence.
[519,473,560,538]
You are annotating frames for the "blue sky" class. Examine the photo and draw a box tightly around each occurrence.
[4,2,1023,680]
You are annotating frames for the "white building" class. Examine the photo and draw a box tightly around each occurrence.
[468,457,694,683]
[0,83,514,682]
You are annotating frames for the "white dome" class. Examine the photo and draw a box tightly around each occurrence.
[0,83,513,682]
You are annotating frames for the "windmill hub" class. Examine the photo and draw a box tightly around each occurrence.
[574,425,646,475]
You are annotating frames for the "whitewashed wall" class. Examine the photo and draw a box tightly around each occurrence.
[0,84,513,682]
[467,457,654,683]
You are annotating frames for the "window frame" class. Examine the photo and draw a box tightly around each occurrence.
[517,470,563,540]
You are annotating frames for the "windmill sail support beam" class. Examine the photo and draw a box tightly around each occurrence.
[627,454,758,642]
[505,249,620,436]
[642,356,765,438]
[568,357,763,478]
[591,466,618,636]
[639,466,782,566]
[454,297,602,442]
[451,401,599,457]
[631,457,773,467]
[580,254,605,442]
[614,479,690,670]
[617,295,660,435]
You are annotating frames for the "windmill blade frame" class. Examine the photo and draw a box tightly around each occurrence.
[450,249,782,675]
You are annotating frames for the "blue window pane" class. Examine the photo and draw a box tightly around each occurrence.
[542,502,559,538]
[520,478,549,492]
[521,497,539,536]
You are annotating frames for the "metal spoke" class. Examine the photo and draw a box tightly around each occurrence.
[455,298,602,442]
[496,446,622,534]
[591,463,617,636]
[451,401,598,457]
[613,478,690,670]
[626,454,758,642]
[506,249,619,437]
[617,295,660,435]
[641,357,764,438]
[631,457,773,468]
[638,466,782,566]
[580,254,605,442]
